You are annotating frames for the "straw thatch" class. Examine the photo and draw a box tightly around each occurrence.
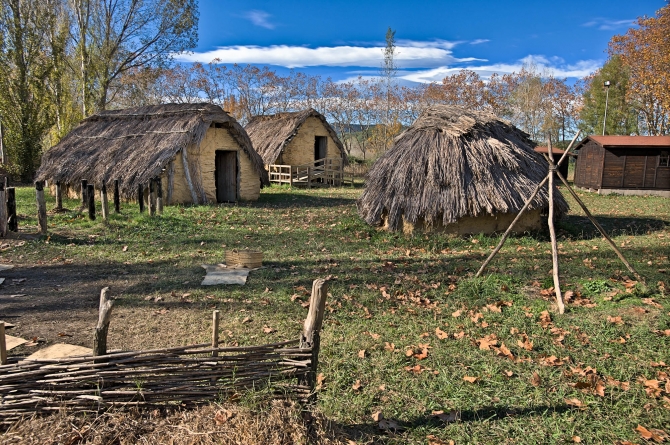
[244,109,346,165]
[36,103,269,198]
[358,105,569,232]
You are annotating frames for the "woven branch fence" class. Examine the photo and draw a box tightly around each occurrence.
[0,279,329,425]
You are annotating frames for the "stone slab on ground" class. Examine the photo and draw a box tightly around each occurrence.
[201,264,251,285]
[26,343,92,360]
[0,265,14,272]
[5,335,27,350]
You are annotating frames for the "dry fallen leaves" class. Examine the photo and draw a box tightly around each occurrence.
[427,436,455,445]
[214,409,235,425]
[565,398,585,409]
[435,327,449,340]
[636,425,668,443]
[358,349,366,359]
[463,375,479,383]
[531,372,542,387]
[607,315,624,325]
[351,380,363,391]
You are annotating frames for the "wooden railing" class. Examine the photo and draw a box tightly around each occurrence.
[268,158,344,187]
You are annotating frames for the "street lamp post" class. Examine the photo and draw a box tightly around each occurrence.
[602,80,611,136]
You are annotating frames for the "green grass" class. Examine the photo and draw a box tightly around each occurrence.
[3,183,669,444]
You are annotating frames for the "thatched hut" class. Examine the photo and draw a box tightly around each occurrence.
[358,105,569,235]
[244,109,346,186]
[36,104,269,204]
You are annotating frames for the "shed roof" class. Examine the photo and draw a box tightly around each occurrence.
[244,109,346,165]
[575,135,670,150]
[357,105,568,231]
[36,103,269,198]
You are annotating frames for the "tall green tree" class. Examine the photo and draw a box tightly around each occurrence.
[579,55,637,136]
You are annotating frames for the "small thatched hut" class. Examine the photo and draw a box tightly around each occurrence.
[358,105,569,235]
[244,109,346,186]
[36,104,269,204]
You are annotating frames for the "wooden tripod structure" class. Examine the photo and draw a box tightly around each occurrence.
[476,130,642,314]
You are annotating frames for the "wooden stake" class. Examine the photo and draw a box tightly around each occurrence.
[35,181,47,234]
[149,178,156,216]
[0,322,7,365]
[113,180,120,213]
[81,180,87,208]
[94,287,114,356]
[555,170,643,282]
[101,182,109,221]
[156,177,163,214]
[181,148,199,204]
[299,278,329,396]
[212,310,220,358]
[6,187,16,232]
[138,183,144,213]
[87,184,95,221]
[547,138,565,314]
[55,181,62,211]
[167,161,174,205]
[0,182,6,237]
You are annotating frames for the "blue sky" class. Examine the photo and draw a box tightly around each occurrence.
[178,0,666,84]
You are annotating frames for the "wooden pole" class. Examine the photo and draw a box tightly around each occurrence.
[547,138,565,314]
[101,182,109,221]
[138,183,144,213]
[35,181,47,235]
[0,322,6,365]
[181,148,199,204]
[555,170,643,282]
[113,180,120,213]
[87,184,95,221]
[54,181,63,211]
[6,187,16,232]
[299,278,329,397]
[167,161,174,205]
[149,178,156,216]
[80,180,87,208]
[212,310,220,358]
[0,182,6,237]
[156,177,163,214]
[93,287,114,356]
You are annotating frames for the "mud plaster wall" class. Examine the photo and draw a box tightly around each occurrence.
[384,209,545,235]
[280,117,340,166]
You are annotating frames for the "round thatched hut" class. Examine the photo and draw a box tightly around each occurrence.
[358,105,568,235]
[36,103,269,204]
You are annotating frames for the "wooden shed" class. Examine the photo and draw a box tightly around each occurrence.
[358,105,569,235]
[244,109,347,186]
[36,104,269,204]
[573,135,670,197]
[534,146,572,180]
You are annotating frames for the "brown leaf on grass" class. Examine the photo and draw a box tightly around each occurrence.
[539,355,564,367]
[463,375,479,383]
[453,331,466,339]
[485,304,502,313]
[642,298,663,309]
[404,364,425,374]
[122,245,128,252]
[427,435,454,445]
[605,376,630,391]
[352,380,363,391]
[531,372,542,387]
[477,334,498,350]
[497,343,514,360]
[503,370,514,377]
[607,316,624,325]
[435,327,449,340]
[262,326,276,334]
[572,436,581,443]
[214,409,235,425]
[384,342,396,352]
[358,349,366,359]
[451,309,462,318]
[636,425,668,443]
[471,312,483,323]
[565,398,585,408]
[517,333,534,351]
[315,373,325,390]
[539,311,552,327]
[640,378,663,398]
[371,411,383,422]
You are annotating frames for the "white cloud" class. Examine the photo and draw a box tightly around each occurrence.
[242,10,275,29]
[175,40,475,68]
[470,39,490,45]
[400,55,601,83]
[582,17,635,30]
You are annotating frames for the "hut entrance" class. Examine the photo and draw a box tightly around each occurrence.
[314,136,327,161]
[215,150,237,203]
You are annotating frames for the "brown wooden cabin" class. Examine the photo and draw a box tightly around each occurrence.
[534,146,572,180]
[573,135,670,197]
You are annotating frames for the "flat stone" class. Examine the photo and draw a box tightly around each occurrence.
[201,264,250,285]
[0,265,14,271]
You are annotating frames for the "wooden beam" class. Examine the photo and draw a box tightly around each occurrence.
[149,178,156,216]
[299,278,329,397]
[81,180,88,208]
[212,310,220,358]
[138,183,145,213]
[0,322,7,365]
[87,184,95,220]
[35,181,47,234]
[6,187,16,232]
[93,287,114,356]
[547,139,565,315]
[101,182,109,221]
[181,148,199,204]
[167,160,174,206]
[156,177,163,214]
[113,180,120,213]
[55,181,62,211]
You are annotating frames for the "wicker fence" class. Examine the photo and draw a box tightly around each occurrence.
[0,279,329,424]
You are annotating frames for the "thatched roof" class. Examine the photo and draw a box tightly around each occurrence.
[358,105,569,231]
[244,109,346,165]
[36,103,269,198]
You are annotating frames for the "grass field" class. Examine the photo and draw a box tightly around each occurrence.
[1,184,668,444]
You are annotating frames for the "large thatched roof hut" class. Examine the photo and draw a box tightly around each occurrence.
[37,103,269,204]
[358,105,569,235]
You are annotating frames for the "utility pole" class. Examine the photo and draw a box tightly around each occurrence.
[602,80,611,136]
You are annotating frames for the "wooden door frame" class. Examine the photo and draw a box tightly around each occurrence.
[215,150,239,203]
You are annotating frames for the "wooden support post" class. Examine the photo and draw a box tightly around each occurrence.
[55,181,63,211]
[167,161,174,206]
[547,139,565,314]
[156,177,163,214]
[0,322,7,365]
[307,167,312,189]
[81,180,88,208]
[101,182,109,221]
[212,310,220,357]
[149,178,156,216]
[0,182,6,237]
[87,184,95,221]
[6,187,16,232]
[555,170,643,282]
[181,148,199,204]
[113,180,120,213]
[93,287,114,356]
[299,278,329,398]
[35,181,47,234]
[138,183,145,213]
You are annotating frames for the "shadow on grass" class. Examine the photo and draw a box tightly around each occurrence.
[254,192,357,209]
[559,215,668,240]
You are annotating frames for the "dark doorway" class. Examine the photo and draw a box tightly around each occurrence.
[314,136,327,161]
[215,150,237,203]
